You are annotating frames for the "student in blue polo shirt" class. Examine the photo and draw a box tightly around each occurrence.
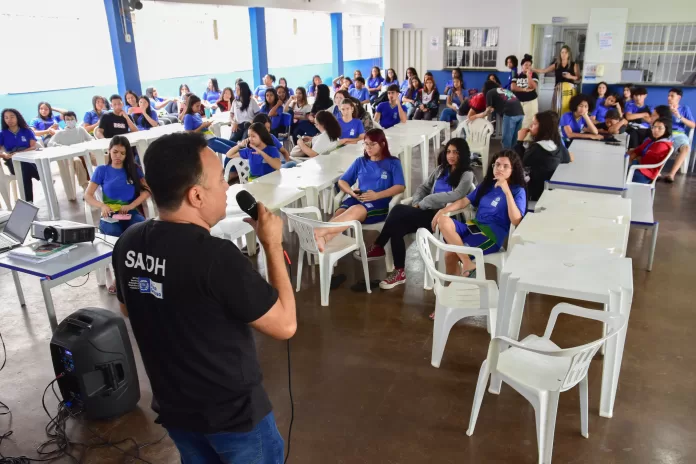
[260,88,284,136]
[663,87,695,182]
[440,77,466,123]
[254,74,275,102]
[337,99,365,144]
[367,67,385,103]
[375,85,408,130]
[278,78,294,97]
[0,109,40,202]
[308,75,323,97]
[443,68,463,96]
[30,101,66,145]
[83,95,108,134]
[504,56,518,90]
[559,94,602,147]
[625,86,652,147]
[202,78,221,107]
[224,122,281,179]
[400,67,418,96]
[134,96,160,131]
[349,78,370,104]
[592,92,622,124]
[183,95,236,155]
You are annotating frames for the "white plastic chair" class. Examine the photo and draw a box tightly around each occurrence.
[211,216,268,280]
[466,303,627,464]
[623,183,659,271]
[416,228,499,367]
[224,157,251,184]
[0,163,19,209]
[625,146,672,194]
[282,206,371,306]
[463,119,494,172]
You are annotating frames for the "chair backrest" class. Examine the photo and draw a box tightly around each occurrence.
[278,113,293,139]
[625,145,673,188]
[464,119,494,151]
[224,157,251,184]
[282,207,325,254]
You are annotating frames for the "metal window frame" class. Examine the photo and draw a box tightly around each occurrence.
[444,27,499,70]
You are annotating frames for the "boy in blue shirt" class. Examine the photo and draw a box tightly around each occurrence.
[349,78,370,104]
[663,87,695,182]
[625,86,651,147]
[375,85,408,130]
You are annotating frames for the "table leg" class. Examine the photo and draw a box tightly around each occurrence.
[12,270,25,307]
[444,125,451,144]
[81,152,94,177]
[304,187,319,208]
[420,135,429,179]
[600,287,633,418]
[40,159,61,220]
[12,159,26,202]
[57,159,76,201]
[40,279,59,332]
[402,146,412,198]
[90,149,106,166]
[434,132,441,152]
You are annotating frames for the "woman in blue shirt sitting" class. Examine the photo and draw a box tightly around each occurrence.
[367,67,385,103]
[260,88,285,136]
[225,122,281,180]
[440,77,466,123]
[402,77,422,119]
[183,95,236,155]
[433,149,527,279]
[30,102,66,145]
[0,109,40,203]
[314,128,406,252]
[202,78,221,108]
[278,78,294,97]
[384,68,399,90]
[444,68,463,95]
[134,96,160,131]
[400,67,418,95]
[560,94,602,146]
[337,99,365,144]
[83,96,108,134]
[308,75,323,97]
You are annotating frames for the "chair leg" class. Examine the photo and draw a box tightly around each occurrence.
[319,255,332,306]
[384,242,395,273]
[295,250,304,292]
[579,376,589,438]
[360,250,372,295]
[648,222,658,272]
[535,391,560,464]
[466,360,490,436]
[431,305,453,367]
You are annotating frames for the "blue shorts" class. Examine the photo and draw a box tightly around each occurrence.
[672,132,690,152]
[339,196,391,224]
[450,219,502,254]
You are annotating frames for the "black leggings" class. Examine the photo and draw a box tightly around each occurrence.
[375,204,437,269]
[230,122,251,142]
[5,159,40,203]
[413,108,437,120]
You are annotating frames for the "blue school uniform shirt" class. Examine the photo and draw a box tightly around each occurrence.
[83,110,106,126]
[340,157,405,194]
[278,86,294,97]
[135,109,159,130]
[349,87,369,102]
[0,128,36,153]
[447,89,465,107]
[238,145,281,178]
[254,85,269,100]
[467,184,526,244]
[260,104,283,130]
[30,115,60,132]
[183,113,204,131]
[625,101,651,129]
[593,103,610,123]
[376,102,407,129]
[399,80,410,95]
[559,111,586,145]
[505,67,517,89]
[433,170,452,194]
[672,105,694,133]
[332,106,341,119]
[91,164,143,211]
[202,90,221,105]
[367,76,384,92]
[338,118,365,139]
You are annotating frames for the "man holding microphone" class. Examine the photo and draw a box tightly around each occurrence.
[112,132,296,463]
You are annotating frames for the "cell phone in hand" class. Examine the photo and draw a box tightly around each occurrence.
[467,223,483,235]
[131,107,143,114]
[353,190,362,197]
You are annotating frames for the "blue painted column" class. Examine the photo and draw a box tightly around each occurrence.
[249,7,269,88]
[103,0,142,96]
[331,13,344,79]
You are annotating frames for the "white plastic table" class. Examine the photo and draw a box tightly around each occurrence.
[570,135,628,157]
[226,183,305,215]
[496,242,633,419]
[548,152,628,194]
[11,150,59,219]
[535,189,632,223]
[0,235,117,331]
[510,211,630,256]
[386,122,440,181]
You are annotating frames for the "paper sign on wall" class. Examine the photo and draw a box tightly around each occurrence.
[430,36,440,51]
[599,32,613,50]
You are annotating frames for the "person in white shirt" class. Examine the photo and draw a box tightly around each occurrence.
[48,111,95,190]
[230,82,261,142]
[293,110,342,157]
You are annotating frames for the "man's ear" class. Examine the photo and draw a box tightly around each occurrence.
[187,185,204,209]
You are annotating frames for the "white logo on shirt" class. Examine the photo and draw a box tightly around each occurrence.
[21,136,27,142]
[138,278,163,299]
[381,171,388,179]
[350,129,355,136]
[491,196,501,207]
[125,251,166,276]
[114,122,126,129]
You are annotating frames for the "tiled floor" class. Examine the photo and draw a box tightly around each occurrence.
[0,142,695,463]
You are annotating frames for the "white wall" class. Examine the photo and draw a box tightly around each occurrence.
[384,0,696,72]
[148,0,384,16]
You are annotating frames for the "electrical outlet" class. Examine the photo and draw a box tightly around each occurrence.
[125,33,132,43]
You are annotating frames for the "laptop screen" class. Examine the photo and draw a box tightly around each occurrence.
[4,200,39,243]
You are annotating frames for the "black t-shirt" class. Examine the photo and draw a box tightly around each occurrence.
[513,71,539,102]
[113,220,278,433]
[98,112,133,138]
[486,88,524,117]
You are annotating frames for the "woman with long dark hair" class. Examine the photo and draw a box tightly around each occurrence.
[367,67,385,103]
[124,90,139,114]
[294,110,342,157]
[225,122,282,179]
[440,76,465,123]
[202,77,221,106]
[535,45,581,114]
[216,87,235,112]
[286,86,312,127]
[365,138,476,290]
[134,96,160,131]
[84,135,150,239]
[260,87,285,136]
[434,149,526,278]
[183,95,236,154]
[384,68,399,86]
[402,77,422,119]
[30,101,66,145]
[294,84,333,141]
[278,77,294,96]
[230,81,260,142]
[515,110,572,201]
[444,68,464,95]
[0,108,40,202]
[413,76,440,120]
[83,96,108,133]
[400,67,418,95]
[314,129,406,252]
[308,75,323,97]
[628,117,673,184]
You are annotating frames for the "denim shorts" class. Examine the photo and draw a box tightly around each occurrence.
[672,132,690,152]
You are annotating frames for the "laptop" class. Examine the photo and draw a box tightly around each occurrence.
[0,200,40,253]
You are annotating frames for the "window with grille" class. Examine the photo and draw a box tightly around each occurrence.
[623,23,696,84]
[444,27,499,69]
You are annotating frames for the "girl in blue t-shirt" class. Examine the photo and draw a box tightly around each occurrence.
[278,78,294,97]
[202,77,221,107]
[367,67,385,103]
[314,128,406,252]
[0,108,40,202]
[338,99,365,144]
[560,94,602,146]
[83,95,109,134]
[400,67,418,95]
[402,77,422,119]
[124,90,139,115]
[440,77,466,123]
[384,68,399,90]
[444,68,463,95]
[183,95,236,155]
[30,101,65,145]
[225,122,281,179]
[85,136,149,237]
[592,81,608,108]
[308,75,323,97]
[260,88,285,136]
[433,149,527,279]
[134,96,160,130]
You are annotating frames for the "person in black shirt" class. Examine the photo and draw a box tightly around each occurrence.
[511,54,539,133]
[112,132,296,463]
[96,94,138,139]
[481,80,525,149]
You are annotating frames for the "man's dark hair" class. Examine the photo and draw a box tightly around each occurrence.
[387,84,400,93]
[110,94,123,102]
[63,111,77,120]
[632,86,648,96]
[569,93,596,113]
[654,105,671,119]
[605,109,621,121]
[669,87,683,97]
[144,132,208,212]
[355,77,365,84]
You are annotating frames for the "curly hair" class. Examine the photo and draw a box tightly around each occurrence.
[473,149,526,207]
[569,93,596,113]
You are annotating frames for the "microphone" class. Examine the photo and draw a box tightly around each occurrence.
[236,190,258,220]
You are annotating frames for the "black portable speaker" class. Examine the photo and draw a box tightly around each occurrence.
[50,308,140,420]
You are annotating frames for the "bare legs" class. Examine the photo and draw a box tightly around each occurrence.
[667,144,690,180]
[437,216,476,276]
[314,205,368,252]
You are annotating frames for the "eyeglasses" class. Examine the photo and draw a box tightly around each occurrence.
[364,141,379,148]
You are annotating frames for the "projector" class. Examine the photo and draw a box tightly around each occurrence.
[31,220,96,244]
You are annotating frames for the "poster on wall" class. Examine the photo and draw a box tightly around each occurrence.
[429,36,440,51]
[599,31,613,50]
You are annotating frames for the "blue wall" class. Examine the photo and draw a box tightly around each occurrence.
[345,58,383,80]
[583,83,696,118]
